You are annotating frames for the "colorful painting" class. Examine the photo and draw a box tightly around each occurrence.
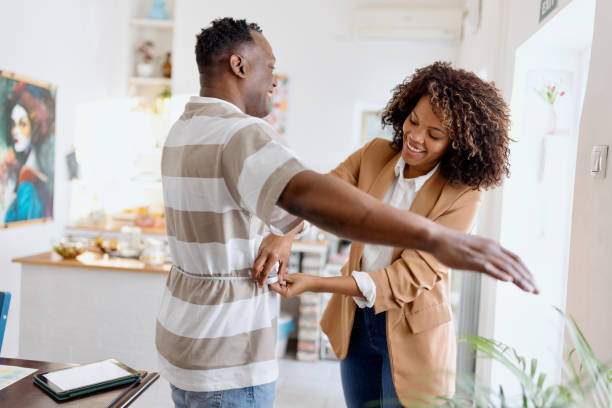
[0,71,56,227]
[266,74,288,135]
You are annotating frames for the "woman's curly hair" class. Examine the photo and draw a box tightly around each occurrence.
[382,61,510,190]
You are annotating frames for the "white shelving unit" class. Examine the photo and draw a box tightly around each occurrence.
[128,3,174,101]
[130,18,174,30]
[128,76,172,87]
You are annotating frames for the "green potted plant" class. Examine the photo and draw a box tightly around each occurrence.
[434,308,611,408]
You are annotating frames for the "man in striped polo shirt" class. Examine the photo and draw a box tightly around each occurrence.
[158,18,536,408]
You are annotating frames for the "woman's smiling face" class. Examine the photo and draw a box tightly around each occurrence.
[401,95,450,178]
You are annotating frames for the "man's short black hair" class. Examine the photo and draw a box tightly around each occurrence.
[195,17,262,74]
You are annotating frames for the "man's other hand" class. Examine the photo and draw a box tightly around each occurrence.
[253,233,293,288]
[431,228,539,294]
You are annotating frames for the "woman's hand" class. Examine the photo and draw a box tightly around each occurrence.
[269,274,363,299]
[253,222,304,288]
[268,273,320,298]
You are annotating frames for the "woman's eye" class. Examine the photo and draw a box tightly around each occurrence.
[409,118,417,125]
[429,133,441,141]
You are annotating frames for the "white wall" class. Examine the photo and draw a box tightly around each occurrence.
[455,1,508,359]
[172,0,458,172]
[0,0,458,357]
[566,0,612,365]
[456,0,505,77]
[456,0,604,396]
[495,8,593,389]
[0,0,131,356]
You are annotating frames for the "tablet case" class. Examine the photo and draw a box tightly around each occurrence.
[33,361,142,401]
[32,372,160,407]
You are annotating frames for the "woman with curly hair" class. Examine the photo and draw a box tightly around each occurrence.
[270,62,512,406]
[2,82,55,223]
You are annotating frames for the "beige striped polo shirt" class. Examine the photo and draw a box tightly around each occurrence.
[156,96,307,392]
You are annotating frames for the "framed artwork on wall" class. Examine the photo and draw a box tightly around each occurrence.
[360,110,394,145]
[266,74,288,135]
[0,70,56,228]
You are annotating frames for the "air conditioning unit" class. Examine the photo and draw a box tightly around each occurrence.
[351,7,465,41]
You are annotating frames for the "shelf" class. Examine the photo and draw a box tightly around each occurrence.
[130,18,174,29]
[66,224,167,236]
[128,77,171,86]
[292,240,329,254]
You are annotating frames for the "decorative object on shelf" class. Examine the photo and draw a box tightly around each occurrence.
[0,70,56,228]
[161,52,172,79]
[148,0,169,20]
[265,74,288,135]
[153,88,171,115]
[118,226,143,258]
[140,238,168,265]
[136,63,154,78]
[536,84,565,135]
[529,73,571,185]
[136,41,155,77]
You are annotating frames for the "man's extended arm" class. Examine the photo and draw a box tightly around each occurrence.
[277,170,537,293]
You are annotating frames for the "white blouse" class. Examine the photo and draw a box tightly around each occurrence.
[352,158,439,308]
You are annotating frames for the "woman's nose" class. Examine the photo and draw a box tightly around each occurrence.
[411,130,426,145]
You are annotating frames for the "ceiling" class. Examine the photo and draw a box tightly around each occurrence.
[352,0,466,8]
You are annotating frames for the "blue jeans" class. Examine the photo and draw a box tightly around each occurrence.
[340,307,401,408]
[170,382,276,408]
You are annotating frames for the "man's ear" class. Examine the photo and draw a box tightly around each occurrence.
[229,54,248,79]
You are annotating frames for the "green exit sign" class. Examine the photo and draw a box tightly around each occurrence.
[540,0,558,22]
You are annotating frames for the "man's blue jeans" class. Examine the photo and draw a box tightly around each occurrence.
[170,382,276,408]
[340,307,401,407]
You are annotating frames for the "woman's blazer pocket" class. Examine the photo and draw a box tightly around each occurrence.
[404,302,452,334]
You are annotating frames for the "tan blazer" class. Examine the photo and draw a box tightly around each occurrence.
[320,138,483,405]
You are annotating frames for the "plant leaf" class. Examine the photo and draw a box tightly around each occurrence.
[530,359,538,379]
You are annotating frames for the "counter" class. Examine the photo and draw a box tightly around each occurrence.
[13,251,171,274]
[13,252,169,372]
[13,239,330,369]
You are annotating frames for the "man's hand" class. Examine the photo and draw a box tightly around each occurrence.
[253,223,303,288]
[431,227,539,294]
[268,273,319,298]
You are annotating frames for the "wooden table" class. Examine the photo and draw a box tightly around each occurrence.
[0,357,158,407]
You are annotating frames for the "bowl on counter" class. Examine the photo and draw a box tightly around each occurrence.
[51,237,89,259]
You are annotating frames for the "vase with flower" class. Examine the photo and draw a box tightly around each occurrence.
[535,83,566,184]
[136,41,155,77]
[537,84,565,134]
